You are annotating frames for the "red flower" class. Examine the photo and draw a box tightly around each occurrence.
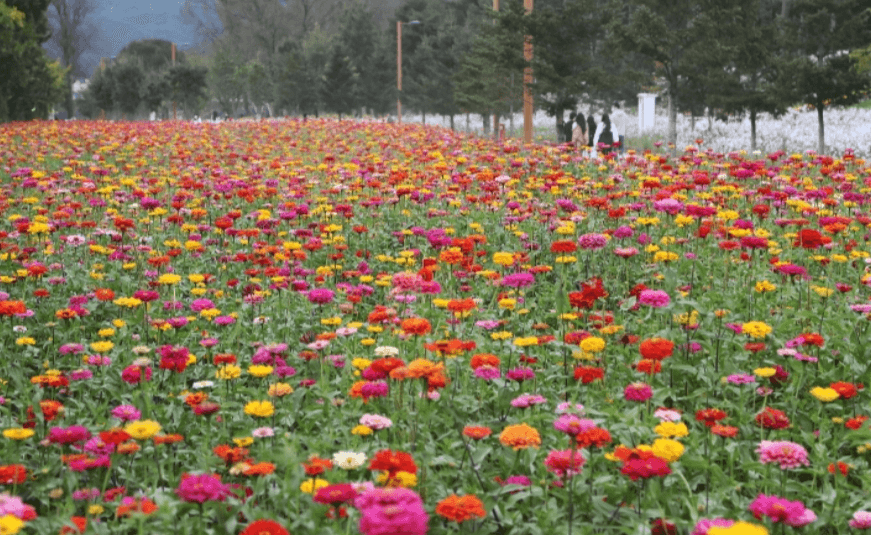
[576,427,612,449]
[368,449,417,476]
[239,519,290,535]
[830,381,860,399]
[574,366,604,384]
[828,461,849,477]
[638,338,674,361]
[794,229,829,249]
[302,456,332,476]
[755,407,790,429]
[695,408,727,427]
[59,516,87,534]
[99,429,132,446]
[635,359,661,375]
[711,425,738,438]
[620,451,671,480]
[845,415,868,430]
[0,464,27,484]
[651,518,678,535]
[313,483,357,505]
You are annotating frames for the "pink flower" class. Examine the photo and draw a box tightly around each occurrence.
[175,473,231,503]
[637,290,670,308]
[47,425,91,445]
[691,518,734,535]
[553,414,596,436]
[756,440,810,470]
[578,233,608,250]
[624,382,653,402]
[849,511,871,529]
[543,449,585,478]
[306,288,335,305]
[749,493,816,526]
[111,404,141,421]
[356,488,428,535]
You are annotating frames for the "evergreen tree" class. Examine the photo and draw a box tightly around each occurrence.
[783,0,871,153]
[111,61,145,117]
[168,64,209,118]
[322,44,357,118]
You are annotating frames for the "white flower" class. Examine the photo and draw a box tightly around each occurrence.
[333,450,367,470]
[252,427,274,438]
[653,408,682,422]
[374,346,399,357]
[192,380,214,389]
[359,414,392,430]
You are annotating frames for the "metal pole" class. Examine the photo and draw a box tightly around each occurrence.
[397,21,402,125]
[523,0,533,144]
[172,43,177,121]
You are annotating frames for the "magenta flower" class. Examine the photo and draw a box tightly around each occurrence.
[749,493,816,526]
[577,233,608,250]
[849,511,871,529]
[553,414,596,436]
[637,289,670,308]
[474,366,501,380]
[357,488,428,535]
[544,448,585,478]
[307,288,335,305]
[175,473,231,503]
[506,367,535,382]
[111,404,142,421]
[501,272,535,288]
[47,425,91,445]
[623,382,653,402]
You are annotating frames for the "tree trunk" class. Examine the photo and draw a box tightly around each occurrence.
[449,114,454,131]
[556,106,564,143]
[422,110,426,125]
[667,86,677,151]
[466,113,470,132]
[817,101,825,154]
[482,113,490,135]
[750,108,757,153]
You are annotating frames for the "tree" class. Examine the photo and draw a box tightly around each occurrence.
[167,64,209,118]
[0,0,65,121]
[111,61,145,117]
[454,4,526,126]
[209,47,247,116]
[784,0,871,153]
[180,0,223,47]
[322,44,357,118]
[607,0,704,148]
[46,0,99,118]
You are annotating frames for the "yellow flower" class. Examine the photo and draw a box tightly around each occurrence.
[753,367,776,378]
[2,428,35,440]
[351,425,373,436]
[352,358,372,370]
[708,521,769,535]
[0,515,24,535]
[244,400,275,418]
[124,420,161,440]
[233,437,254,447]
[653,251,679,263]
[512,336,538,347]
[158,273,182,285]
[247,365,273,378]
[492,252,514,266]
[87,504,104,516]
[215,365,241,380]
[754,281,776,293]
[299,478,329,494]
[579,337,605,353]
[653,422,689,439]
[268,383,294,397]
[113,297,142,308]
[652,438,685,463]
[810,387,840,402]
[811,286,834,298]
[90,341,114,353]
[742,321,772,339]
[14,337,35,346]
[112,319,126,328]
[491,331,513,340]
[498,298,516,310]
[378,470,418,487]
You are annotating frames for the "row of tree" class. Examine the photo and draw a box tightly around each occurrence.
[78,40,209,120]
[180,0,870,152]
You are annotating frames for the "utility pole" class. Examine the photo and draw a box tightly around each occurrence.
[523,0,533,144]
[493,0,500,140]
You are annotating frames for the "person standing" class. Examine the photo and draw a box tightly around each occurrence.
[610,102,628,155]
[563,111,576,144]
[586,114,597,157]
[592,113,615,156]
[571,113,587,152]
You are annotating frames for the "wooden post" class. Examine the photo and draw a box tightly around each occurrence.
[493,0,500,139]
[523,0,533,144]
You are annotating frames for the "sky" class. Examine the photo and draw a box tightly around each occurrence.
[58,0,206,78]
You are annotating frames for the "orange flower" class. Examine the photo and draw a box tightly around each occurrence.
[499,423,541,450]
[439,248,464,264]
[116,442,141,455]
[469,353,500,370]
[462,426,492,440]
[184,392,209,407]
[446,299,477,313]
[153,434,184,445]
[406,359,439,379]
[0,300,26,316]
[400,318,431,335]
[94,288,115,301]
[435,494,486,523]
[244,462,276,476]
[116,497,158,517]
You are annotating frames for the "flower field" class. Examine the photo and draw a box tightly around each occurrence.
[0,119,870,535]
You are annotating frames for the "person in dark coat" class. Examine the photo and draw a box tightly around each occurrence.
[563,111,576,143]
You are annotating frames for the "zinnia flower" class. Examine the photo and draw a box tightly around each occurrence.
[356,488,428,535]
[624,382,653,402]
[435,494,486,523]
[175,473,231,503]
[239,519,290,535]
[499,423,542,450]
[748,493,816,526]
[756,440,810,470]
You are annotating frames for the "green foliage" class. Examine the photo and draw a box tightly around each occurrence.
[0,0,65,121]
[168,64,209,116]
[111,61,145,116]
